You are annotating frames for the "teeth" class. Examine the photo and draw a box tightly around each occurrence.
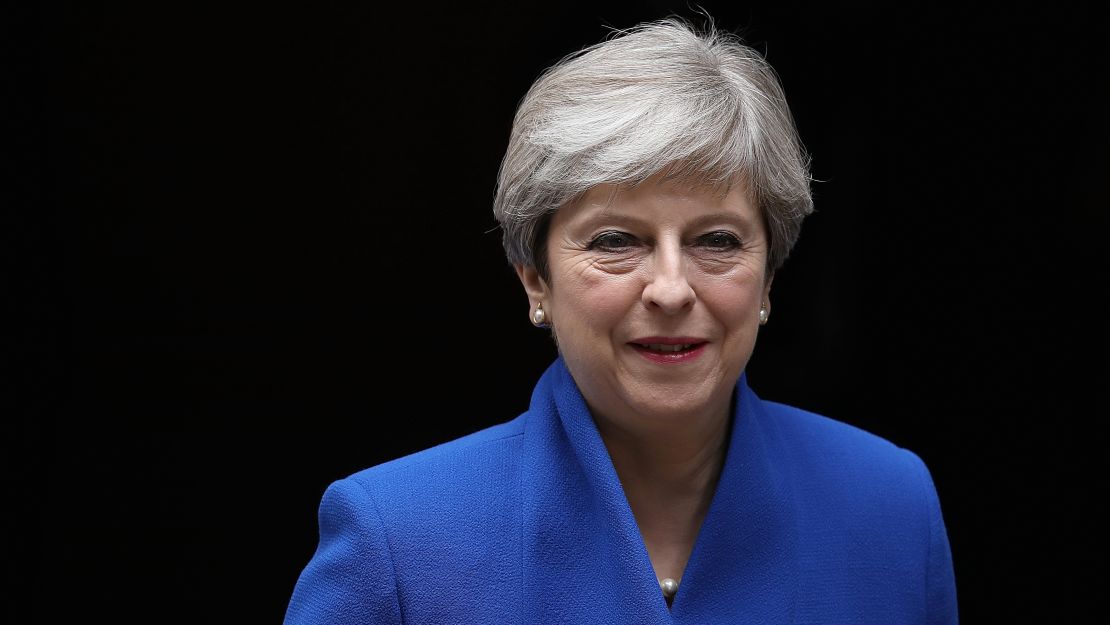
[643,343,694,352]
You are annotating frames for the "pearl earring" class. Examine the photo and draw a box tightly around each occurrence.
[531,303,548,327]
[758,301,769,325]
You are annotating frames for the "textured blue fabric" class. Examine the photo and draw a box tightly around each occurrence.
[285,357,958,624]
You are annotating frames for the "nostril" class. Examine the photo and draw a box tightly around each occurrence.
[642,275,697,312]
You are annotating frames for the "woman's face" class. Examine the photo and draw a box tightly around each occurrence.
[517,173,771,432]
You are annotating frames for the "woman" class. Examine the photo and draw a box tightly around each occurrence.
[285,18,958,624]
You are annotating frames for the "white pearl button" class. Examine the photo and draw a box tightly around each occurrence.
[659,577,679,599]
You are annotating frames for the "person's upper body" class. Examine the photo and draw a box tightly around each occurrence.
[285,16,958,624]
[284,357,956,624]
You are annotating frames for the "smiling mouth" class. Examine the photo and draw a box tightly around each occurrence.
[630,340,709,355]
[634,342,701,353]
[629,341,708,363]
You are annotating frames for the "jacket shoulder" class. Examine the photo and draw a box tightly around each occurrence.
[755,398,958,623]
[336,414,527,546]
[760,399,916,471]
[757,398,936,514]
[349,414,525,487]
[287,416,528,624]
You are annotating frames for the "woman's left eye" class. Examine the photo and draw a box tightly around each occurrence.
[696,231,742,250]
[589,231,638,250]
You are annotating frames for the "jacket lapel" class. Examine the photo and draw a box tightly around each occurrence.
[521,358,671,624]
[520,359,797,623]
[668,375,798,621]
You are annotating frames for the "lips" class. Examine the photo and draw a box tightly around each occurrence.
[628,337,708,363]
[630,336,707,348]
[638,342,698,353]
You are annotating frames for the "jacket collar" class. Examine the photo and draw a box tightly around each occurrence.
[521,357,798,623]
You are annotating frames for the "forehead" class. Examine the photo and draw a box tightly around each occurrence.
[557,174,760,228]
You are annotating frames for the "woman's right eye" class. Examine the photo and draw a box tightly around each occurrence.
[588,231,637,250]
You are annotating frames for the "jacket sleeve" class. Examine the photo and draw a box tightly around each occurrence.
[284,478,403,625]
[911,453,959,625]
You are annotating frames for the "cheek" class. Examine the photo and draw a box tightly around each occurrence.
[704,275,763,324]
[554,272,639,333]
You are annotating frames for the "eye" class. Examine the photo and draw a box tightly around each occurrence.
[588,231,638,251]
[696,231,742,250]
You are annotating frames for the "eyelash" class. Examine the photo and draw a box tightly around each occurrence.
[588,231,638,250]
[697,231,742,250]
[587,230,742,251]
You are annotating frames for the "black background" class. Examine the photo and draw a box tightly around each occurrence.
[8,2,1106,623]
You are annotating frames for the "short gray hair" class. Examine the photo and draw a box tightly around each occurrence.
[492,17,814,280]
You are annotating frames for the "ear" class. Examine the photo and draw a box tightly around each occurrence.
[762,271,775,315]
[514,264,551,308]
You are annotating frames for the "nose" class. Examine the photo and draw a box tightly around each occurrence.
[641,241,696,315]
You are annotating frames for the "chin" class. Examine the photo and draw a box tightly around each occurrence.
[627,386,719,421]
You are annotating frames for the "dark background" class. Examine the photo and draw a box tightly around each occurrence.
[8,2,1105,623]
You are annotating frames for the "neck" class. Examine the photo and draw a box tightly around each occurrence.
[595,401,732,585]
[601,416,729,497]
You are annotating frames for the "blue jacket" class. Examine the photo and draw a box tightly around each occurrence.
[285,358,958,624]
